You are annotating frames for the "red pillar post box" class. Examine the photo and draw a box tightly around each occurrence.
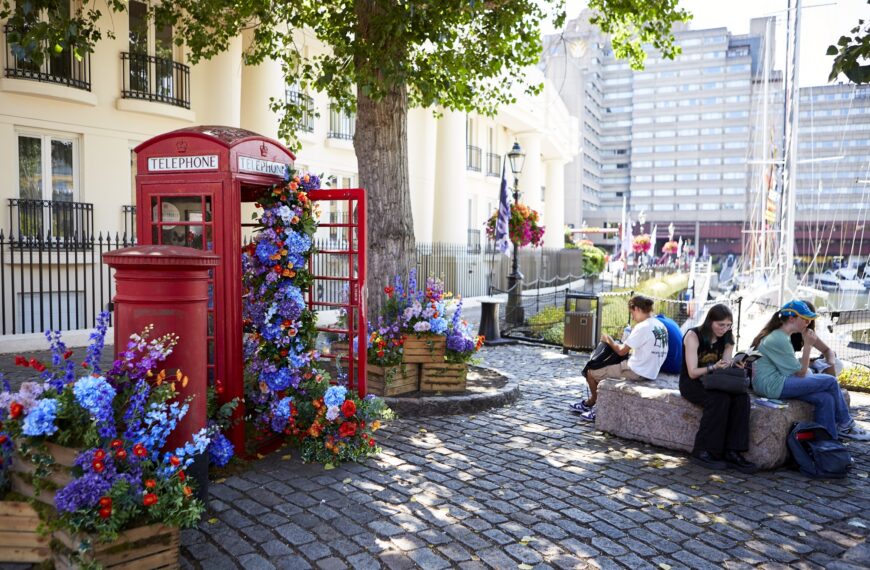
[103,245,219,459]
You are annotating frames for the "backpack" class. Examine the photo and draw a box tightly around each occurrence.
[654,314,683,374]
[582,341,628,378]
[786,422,852,479]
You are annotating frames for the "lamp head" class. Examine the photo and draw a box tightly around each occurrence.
[507,141,525,176]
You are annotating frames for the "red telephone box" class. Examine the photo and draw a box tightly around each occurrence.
[134,126,367,453]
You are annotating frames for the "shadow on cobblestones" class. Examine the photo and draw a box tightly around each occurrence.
[2,344,869,569]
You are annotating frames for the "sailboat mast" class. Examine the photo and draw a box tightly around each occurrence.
[779,0,802,304]
[759,16,773,279]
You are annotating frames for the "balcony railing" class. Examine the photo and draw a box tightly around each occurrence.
[466,145,482,172]
[328,106,356,140]
[467,228,482,254]
[121,52,190,109]
[4,25,91,90]
[8,198,94,245]
[286,89,316,132]
[486,152,501,177]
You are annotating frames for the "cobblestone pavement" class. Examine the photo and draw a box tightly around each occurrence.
[179,343,870,570]
[1,344,868,569]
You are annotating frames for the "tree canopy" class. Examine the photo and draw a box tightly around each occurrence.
[827,3,870,84]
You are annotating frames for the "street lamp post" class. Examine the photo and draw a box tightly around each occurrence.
[506,142,526,326]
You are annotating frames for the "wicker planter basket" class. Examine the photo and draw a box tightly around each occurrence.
[402,335,446,364]
[367,363,419,396]
[420,363,467,392]
[0,501,49,562]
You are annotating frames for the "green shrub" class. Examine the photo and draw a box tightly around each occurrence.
[581,244,606,275]
[839,365,870,393]
[542,323,565,344]
[528,306,565,333]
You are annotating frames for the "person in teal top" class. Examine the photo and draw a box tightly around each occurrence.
[751,300,870,441]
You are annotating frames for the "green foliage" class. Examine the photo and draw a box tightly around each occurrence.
[588,0,692,70]
[827,5,870,84]
[542,322,565,345]
[581,244,606,276]
[528,306,565,333]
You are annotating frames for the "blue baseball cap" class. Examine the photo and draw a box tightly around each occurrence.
[780,300,817,320]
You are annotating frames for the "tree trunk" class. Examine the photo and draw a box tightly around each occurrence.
[354,84,416,323]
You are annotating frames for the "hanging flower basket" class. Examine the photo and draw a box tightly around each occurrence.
[485,203,546,248]
[632,235,651,254]
[663,240,679,254]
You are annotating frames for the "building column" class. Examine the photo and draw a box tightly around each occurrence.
[190,35,243,127]
[408,107,438,242]
[240,31,285,140]
[516,132,543,219]
[431,109,467,244]
[544,158,567,241]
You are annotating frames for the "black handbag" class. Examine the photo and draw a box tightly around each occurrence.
[701,366,750,394]
[582,341,629,377]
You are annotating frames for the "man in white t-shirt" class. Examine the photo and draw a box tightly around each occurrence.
[574,295,668,421]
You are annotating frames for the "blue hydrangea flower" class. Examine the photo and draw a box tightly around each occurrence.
[269,397,293,432]
[324,386,347,408]
[73,375,117,436]
[22,398,59,436]
[255,242,279,264]
[208,432,235,467]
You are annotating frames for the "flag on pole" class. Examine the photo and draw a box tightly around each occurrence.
[702,244,709,260]
[677,236,683,257]
[650,224,658,258]
[621,215,633,260]
[494,158,511,256]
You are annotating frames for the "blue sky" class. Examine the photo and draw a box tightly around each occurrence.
[549,0,866,87]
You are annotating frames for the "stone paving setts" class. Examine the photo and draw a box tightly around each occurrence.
[1,343,869,569]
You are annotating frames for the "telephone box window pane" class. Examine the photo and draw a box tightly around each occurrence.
[204,198,212,222]
[207,367,214,383]
[207,311,214,335]
[185,226,203,248]
[151,225,159,244]
[151,197,160,221]
[160,196,201,221]
[207,339,214,363]
[204,226,213,251]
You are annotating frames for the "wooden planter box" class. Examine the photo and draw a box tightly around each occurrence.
[0,501,49,562]
[53,524,179,570]
[10,441,77,507]
[402,335,446,364]
[367,363,419,396]
[420,363,468,392]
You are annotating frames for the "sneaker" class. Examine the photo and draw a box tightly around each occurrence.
[579,408,597,422]
[569,400,592,413]
[838,420,870,441]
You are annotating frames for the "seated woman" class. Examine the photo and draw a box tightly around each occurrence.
[751,300,869,441]
[680,304,757,472]
[789,301,838,376]
[576,295,668,422]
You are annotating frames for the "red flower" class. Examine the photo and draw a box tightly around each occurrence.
[143,493,158,507]
[14,355,28,367]
[93,449,106,461]
[144,479,157,489]
[183,486,193,497]
[110,439,123,449]
[99,507,112,519]
[92,460,105,473]
[178,470,186,482]
[32,361,46,373]
[338,422,357,438]
[368,439,376,448]
[133,444,148,458]
[341,400,356,418]
[81,362,89,368]
[115,449,127,461]
[63,350,73,360]
[28,358,39,368]
[384,286,394,297]
[99,496,112,508]
[169,456,181,467]
[9,403,22,419]
[0,435,7,444]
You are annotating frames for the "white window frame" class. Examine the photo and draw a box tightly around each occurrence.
[16,129,81,202]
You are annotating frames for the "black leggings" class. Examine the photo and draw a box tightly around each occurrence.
[679,375,750,455]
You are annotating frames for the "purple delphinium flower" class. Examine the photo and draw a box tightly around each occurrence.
[85,312,111,374]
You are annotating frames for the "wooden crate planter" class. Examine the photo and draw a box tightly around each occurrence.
[402,335,446,364]
[420,363,467,392]
[0,501,50,562]
[9,441,77,507]
[53,524,179,570]
[367,363,419,396]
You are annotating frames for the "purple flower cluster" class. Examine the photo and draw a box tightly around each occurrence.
[208,432,234,467]
[269,397,293,432]
[85,311,110,374]
[107,326,178,385]
[55,448,145,513]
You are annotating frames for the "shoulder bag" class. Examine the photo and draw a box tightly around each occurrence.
[701,366,749,394]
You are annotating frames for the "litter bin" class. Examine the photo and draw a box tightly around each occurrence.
[563,292,601,353]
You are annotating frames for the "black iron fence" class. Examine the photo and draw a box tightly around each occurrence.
[4,25,91,90]
[122,205,137,240]
[0,232,135,335]
[8,199,94,244]
[121,51,190,109]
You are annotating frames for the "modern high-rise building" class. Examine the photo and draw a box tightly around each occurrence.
[541,12,869,258]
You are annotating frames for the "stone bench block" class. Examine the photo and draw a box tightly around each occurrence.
[594,375,850,470]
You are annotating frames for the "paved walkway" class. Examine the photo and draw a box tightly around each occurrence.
[1,344,868,569]
[180,344,869,570]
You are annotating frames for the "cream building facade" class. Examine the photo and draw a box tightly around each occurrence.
[0,7,577,342]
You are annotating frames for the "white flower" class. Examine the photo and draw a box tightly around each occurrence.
[325,406,340,421]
